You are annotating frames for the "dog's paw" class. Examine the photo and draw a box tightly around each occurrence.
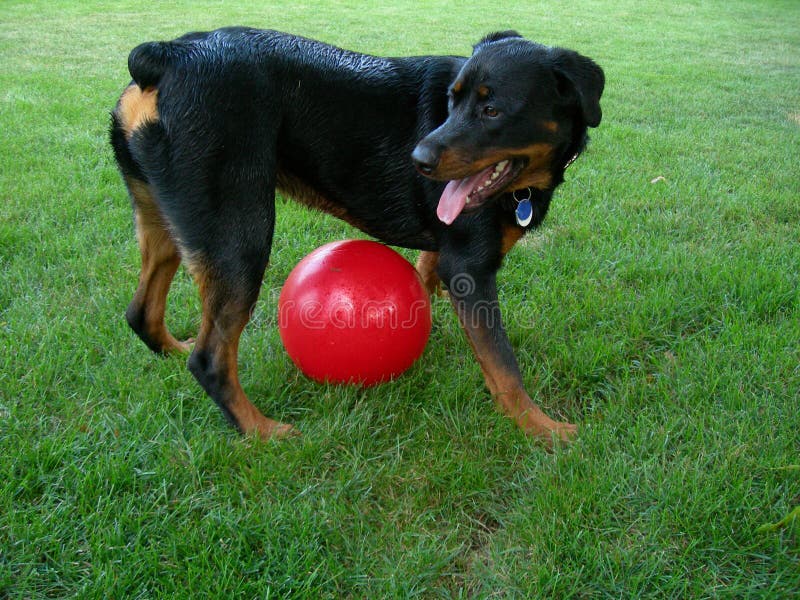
[254,419,299,440]
[548,420,577,446]
[520,408,577,448]
[239,412,300,441]
[159,337,194,355]
[271,422,300,439]
[175,338,195,353]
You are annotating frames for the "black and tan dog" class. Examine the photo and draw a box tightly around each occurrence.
[110,28,604,445]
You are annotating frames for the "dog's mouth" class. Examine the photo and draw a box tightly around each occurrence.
[436,158,526,225]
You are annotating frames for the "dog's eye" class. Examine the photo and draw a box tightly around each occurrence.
[483,106,499,118]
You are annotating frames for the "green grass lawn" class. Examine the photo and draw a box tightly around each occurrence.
[1,0,798,597]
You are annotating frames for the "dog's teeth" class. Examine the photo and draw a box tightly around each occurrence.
[491,172,499,180]
[495,160,508,172]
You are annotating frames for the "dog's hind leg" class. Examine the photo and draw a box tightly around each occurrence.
[111,86,188,354]
[124,177,191,355]
[180,174,293,439]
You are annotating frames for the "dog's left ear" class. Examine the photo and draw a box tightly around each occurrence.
[551,49,605,127]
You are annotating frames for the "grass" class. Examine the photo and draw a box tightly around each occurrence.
[1,0,798,597]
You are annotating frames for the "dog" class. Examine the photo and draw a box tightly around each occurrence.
[110,27,604,445]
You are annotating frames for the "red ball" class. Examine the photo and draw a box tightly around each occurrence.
[278,240,432,386]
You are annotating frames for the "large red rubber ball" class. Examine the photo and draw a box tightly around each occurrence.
[278,240,432,386]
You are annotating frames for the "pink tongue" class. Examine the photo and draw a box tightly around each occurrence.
[436,166,496,225]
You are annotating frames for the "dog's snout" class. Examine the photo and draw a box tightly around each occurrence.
[411,142,441,176]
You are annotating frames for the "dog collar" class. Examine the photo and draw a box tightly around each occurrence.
[563,151,579,170]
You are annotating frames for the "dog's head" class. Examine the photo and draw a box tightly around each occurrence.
[412,32,604,225]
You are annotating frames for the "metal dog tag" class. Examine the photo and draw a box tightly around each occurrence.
[514,189,533,227]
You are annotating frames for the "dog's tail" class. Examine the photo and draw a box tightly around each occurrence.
[128,41,174,89]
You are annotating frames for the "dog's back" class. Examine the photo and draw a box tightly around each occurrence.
[112,28,460,249]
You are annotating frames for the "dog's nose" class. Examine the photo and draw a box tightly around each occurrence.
[411,143,440,176]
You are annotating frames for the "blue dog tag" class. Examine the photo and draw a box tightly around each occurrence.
[515,198,533,226]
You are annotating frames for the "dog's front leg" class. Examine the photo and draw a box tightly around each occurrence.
[440,261,576,446]
[415,251,449,297]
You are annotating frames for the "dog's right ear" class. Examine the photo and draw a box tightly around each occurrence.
[473,30,523,54]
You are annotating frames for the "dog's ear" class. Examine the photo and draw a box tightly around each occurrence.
[473,30,523,54]
[550,48,605,127]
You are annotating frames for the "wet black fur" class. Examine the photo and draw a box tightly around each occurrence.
[110,27,604,432]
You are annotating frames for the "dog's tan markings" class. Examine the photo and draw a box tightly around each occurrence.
[509,143,553,191]
[415,251,442,296]
[435,149,474,179]
[452,80,463,94]
[501,224,525,255]
[512,143,554,165]
[276,169,347,218]
[276,167,377,233]
[452,301,576,447]
[486,361,577,446]
[435,147,519,181]
[541,120,559,133]
[436,143,555,191]
[477,85,490,99]
[514,171,553,191]
[125,177,189,354]
[511,142,555,191]
[117,84,159,139]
